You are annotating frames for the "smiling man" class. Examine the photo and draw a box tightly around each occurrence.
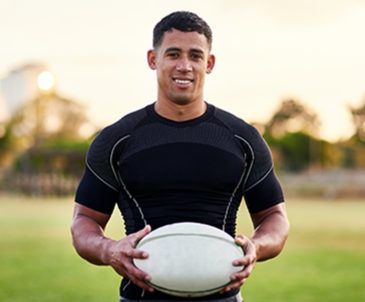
[71,11,289,302]
[149,27,215,114]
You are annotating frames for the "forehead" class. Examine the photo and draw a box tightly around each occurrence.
[158,29,210,53]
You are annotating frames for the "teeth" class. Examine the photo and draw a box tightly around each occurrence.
[175,79,191,84]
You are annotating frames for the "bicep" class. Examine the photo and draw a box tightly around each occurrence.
[72,202,111,230]
[250,203,288,229]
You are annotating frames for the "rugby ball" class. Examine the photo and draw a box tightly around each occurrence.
[134,222,244,297]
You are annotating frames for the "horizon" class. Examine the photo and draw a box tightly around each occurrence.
[1,0,365,142]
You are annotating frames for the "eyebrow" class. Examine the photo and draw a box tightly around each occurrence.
[164,47,205,55]
[165,47,181,54]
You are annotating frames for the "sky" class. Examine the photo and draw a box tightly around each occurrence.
[1,0,365,142]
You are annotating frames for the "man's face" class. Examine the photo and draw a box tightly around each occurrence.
[148,29,215,106]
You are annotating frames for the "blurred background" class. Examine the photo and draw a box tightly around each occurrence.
[1,0,365,196]
[0,1,364,301]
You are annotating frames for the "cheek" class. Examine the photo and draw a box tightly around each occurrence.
[157,63,173,79]
[195,70,207,85]
[156,67,168,82]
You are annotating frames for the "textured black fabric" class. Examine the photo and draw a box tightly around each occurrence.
[75,102,284,300]
[75,167,118,214]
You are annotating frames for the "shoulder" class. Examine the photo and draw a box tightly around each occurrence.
[94,106,149,143]
[85,105,149,189]
[213,106,262,142]
[213,105,274,187]
[89,105,149,155]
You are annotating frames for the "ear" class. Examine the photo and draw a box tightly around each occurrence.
[206,54,216,74]
[147,49,157,70]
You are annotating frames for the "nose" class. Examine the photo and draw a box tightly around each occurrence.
[176,57,192,72]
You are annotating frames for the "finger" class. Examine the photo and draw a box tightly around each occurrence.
[229,258,255,287]
[116,258,152,286]
[220,278,247,293]
[129,225,152,246]
[126,263,151,281]
[124,265,154,292]
[233,236,256,265]
[230,266,252,281]
[125,270,154,292]
[235,235,251,251]
[233,255,254,267]
[125,248,149,259]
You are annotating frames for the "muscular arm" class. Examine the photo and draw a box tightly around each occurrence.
[250,203,289,261]
[71,203,154,292]
[71,203,112,265]
[223,203,289,292]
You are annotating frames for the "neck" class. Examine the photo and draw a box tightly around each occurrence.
[154,100,207,122]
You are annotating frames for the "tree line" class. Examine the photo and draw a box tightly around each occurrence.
[260,99,365,171]
[0,94,364,195]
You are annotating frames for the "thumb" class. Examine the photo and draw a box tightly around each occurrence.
[235,234,248,246]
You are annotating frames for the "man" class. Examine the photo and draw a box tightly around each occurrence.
[71,11,289,302]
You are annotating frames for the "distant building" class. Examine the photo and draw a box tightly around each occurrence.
[0,62,95,140]
[0,93,8,121]
[0,63,51,122]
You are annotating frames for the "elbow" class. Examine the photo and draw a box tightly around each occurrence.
[70,223,83,256]
[70,219,89,260]
[273,215,290,258]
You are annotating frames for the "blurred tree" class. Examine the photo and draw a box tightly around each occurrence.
[9,92,92,146]
[265,99,320,138]
[265,132,310,171]
[0,91,95,195]
[263,99,323,171]
[0,124,15,167]
[0,91,95,170]
[349,100,365,143]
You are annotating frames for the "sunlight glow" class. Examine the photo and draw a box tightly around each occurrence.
[37,71,55,92]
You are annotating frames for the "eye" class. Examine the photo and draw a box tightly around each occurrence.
[190,52,204,61]
[167,52,179,59]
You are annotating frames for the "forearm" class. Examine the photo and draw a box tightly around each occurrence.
[71,215,114,265]
[250,204,290,261]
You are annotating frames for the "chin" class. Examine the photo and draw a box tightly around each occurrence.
[170,94,195,105]
[173,99,192,105]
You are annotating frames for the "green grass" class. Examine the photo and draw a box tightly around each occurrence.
[237,199,365,301]
[0,195,364,301]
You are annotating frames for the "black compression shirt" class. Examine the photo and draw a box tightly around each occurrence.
[75,103,284,300]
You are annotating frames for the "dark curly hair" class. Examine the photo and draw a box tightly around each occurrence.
[153,11,213,50]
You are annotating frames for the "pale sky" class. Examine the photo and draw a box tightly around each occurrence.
[1,0,365,141]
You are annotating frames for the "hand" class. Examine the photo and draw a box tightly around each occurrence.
[106,225,154,292]
[221,234,257,293]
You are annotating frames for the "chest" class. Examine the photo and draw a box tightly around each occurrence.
[117,125,247,194]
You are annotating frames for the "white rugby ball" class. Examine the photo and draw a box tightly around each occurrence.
[134,222,244,297]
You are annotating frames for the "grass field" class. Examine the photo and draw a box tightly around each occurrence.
[0,194,364,302]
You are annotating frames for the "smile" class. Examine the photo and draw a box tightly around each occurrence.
[173,78,194,86]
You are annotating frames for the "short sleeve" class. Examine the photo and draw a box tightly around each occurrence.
[243,169,284,213]
[74,123,127,214]
[75,166,118,214]
[74,106,148,214]
[214,107,284,213]
[236,127,284,213]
